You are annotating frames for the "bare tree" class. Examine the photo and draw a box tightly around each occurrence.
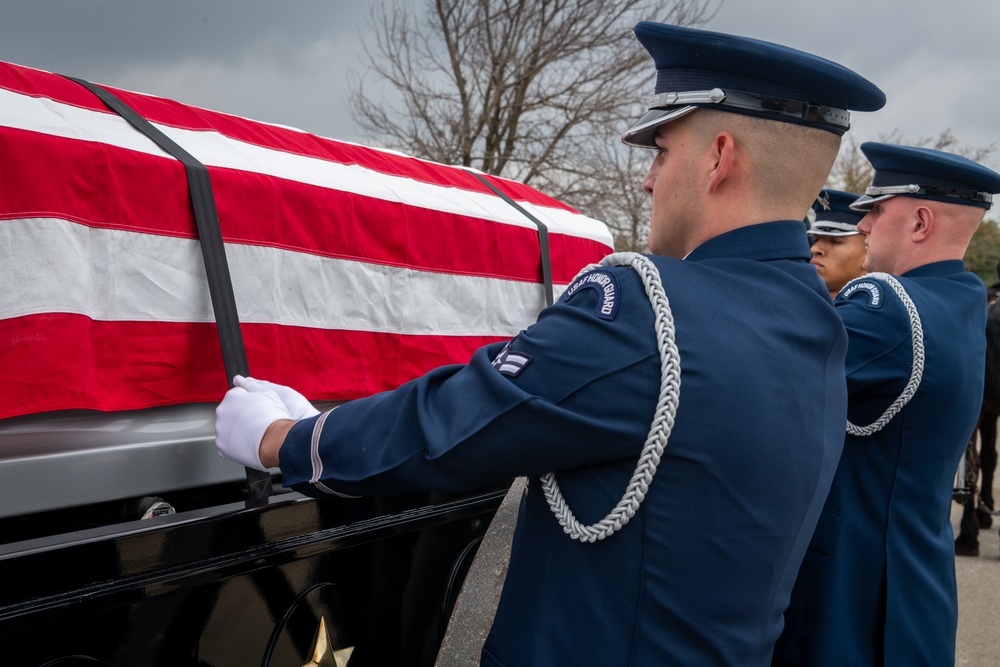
[568,136,654,251]
[349,0,720,249]
[826,136,875,196]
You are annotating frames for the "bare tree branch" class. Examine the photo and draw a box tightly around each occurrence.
[348,0,720,248]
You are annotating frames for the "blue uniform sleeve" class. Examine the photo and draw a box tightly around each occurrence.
[278,267,661,497]
[835,277,912,401]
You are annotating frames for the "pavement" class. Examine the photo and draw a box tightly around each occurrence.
[954,472,1000,666]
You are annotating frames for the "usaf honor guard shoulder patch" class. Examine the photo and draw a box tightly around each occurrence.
[563,269,620,320]
[839,278,883,309]
[492,341,533,377]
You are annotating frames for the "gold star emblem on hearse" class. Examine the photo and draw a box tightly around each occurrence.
[302,617,355,667]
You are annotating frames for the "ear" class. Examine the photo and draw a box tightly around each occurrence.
[912,205,934,243]
[706,131,736,193]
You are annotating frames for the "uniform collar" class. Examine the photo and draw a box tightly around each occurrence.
[684,221,811,263]
[901,260,967,278]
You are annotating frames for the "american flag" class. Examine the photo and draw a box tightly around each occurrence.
[0,61,614,420]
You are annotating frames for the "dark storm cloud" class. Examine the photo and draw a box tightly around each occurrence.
[0,1,365,71]
[0,1,374,141]
[1,0,998,170]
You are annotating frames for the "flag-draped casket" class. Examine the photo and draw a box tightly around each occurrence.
[0,62,614,421]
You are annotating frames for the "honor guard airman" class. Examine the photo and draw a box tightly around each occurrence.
[775,144,1000,667]
[808,189,869,299]
[216,22,885,666]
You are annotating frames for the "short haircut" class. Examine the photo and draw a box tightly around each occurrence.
[685,109,841,211]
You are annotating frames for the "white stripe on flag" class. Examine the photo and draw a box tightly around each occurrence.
[0,217,565,337]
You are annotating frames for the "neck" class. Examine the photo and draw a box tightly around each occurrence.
[883,248,966,275]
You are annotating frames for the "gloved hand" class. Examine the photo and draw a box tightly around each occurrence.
[215,383,292,471]
[234,375,321,420]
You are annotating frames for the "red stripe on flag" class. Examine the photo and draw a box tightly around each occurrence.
[1,314,504,420]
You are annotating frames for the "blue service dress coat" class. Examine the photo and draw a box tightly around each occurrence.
[774,261,987,667]
[278,221,849,667]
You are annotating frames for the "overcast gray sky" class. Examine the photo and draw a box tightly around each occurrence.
[1,0,998,172]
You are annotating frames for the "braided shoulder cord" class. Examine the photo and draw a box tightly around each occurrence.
[541,252,681,543]
[845,272,925,436]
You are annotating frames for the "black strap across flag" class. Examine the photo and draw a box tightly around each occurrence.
[64,75,272,505]
[466,170,555,307]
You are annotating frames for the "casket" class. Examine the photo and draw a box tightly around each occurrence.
[0,61,614,420]
[0,61,614,517]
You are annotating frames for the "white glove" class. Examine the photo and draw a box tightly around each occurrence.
[234,375,321,420]
[215,384,292,471]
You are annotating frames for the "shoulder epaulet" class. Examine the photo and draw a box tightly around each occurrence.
[562,268,621,320]
[838,275,886,309]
